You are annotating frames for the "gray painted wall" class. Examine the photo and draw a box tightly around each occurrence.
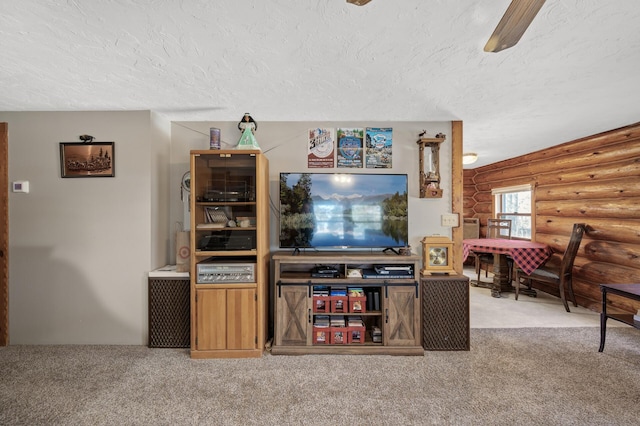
[3,111,170,344]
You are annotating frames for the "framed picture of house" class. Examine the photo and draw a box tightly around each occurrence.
[60,142,115,178]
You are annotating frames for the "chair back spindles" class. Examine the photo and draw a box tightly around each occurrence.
[487,218,512,239]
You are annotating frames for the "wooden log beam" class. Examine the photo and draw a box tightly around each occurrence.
[463,198,476,210]
[463,187,476,198]
[536,158,640,186]
[473,202,492,214]
[582,240,640,269]
[536,216,640,245]
[575,259,640,286]
[474,143,640,183]
[534,233,577,255]
[536,177,640,201]
[536,198,640,219]
[473,192,493,203]
[473,122,640,175]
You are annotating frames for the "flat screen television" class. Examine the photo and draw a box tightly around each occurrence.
[279,172,408,250]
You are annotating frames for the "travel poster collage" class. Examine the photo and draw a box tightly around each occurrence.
[307,127,392,169]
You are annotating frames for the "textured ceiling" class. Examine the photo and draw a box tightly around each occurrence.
[2,0,640,167]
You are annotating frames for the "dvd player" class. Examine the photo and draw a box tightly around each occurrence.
[362,268,412,279]
[311,265,340,278]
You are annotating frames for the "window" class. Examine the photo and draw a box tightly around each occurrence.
[492,184,532,239]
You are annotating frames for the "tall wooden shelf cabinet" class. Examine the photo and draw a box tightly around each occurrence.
[189,149,269,359]
[272,252,423,355]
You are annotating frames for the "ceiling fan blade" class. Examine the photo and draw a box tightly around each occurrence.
[484,0,546,53]
[346,0,372,5]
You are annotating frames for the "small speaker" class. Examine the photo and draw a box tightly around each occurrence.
[148,277,190,348]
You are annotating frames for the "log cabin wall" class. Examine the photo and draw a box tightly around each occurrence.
[464,123,640,314]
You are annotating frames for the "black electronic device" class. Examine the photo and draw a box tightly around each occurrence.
[198,232,254,251]
[203,180,253,202]
[311,265,340,278]
[362,268,412,279]
[374,265,413,275]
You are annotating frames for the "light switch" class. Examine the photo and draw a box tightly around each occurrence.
[441,213,459,227]
[12,181,29,193]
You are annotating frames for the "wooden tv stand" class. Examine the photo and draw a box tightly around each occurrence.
[271,251,423,355]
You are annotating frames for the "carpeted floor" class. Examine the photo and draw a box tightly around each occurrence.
[1,327,639,425]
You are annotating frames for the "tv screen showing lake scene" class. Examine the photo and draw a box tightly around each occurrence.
[279,173,408,249]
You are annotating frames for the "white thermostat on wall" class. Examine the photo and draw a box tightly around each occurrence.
[12,181,29,193]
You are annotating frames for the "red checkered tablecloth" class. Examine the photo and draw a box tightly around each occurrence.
[463,238,552,275]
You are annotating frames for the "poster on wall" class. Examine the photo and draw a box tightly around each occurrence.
[365,127,392,168]
[336,128,364,168]
[307,128,335,168]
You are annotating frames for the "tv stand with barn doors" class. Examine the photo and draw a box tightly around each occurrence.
[271,251,423,355]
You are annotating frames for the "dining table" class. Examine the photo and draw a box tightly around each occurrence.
[462,238,553,298]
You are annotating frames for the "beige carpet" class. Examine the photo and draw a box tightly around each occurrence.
[463,266,610,329]
[1,327,639,425]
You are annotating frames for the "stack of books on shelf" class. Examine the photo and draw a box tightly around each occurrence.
[330,316,346,327]
[347,316,364,327]
[315,315,330,327]
[197,207,228,229]
[348,287,364,297]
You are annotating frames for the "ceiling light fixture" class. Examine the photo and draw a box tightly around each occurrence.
[347,0,372,6]
[462,153,478,165]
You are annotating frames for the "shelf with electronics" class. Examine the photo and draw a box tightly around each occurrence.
[271,251,423,355]
[189,147,269,359]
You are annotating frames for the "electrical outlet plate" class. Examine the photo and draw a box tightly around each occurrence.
[441,213,459,227]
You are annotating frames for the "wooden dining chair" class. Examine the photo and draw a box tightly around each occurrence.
[463,218,480,266]
[514,223,587,312]
[473,218,513,284]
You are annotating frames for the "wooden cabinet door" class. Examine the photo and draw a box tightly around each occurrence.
[196,288,257,351]
[226,288,257,350]
[385,285,420,346]
[275,286,310,346]
[196,289,227,351]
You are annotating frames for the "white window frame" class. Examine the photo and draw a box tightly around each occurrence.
[492,184,533,240]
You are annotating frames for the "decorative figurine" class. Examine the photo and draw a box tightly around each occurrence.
[236,113,261,150]
[238,113,257,133]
